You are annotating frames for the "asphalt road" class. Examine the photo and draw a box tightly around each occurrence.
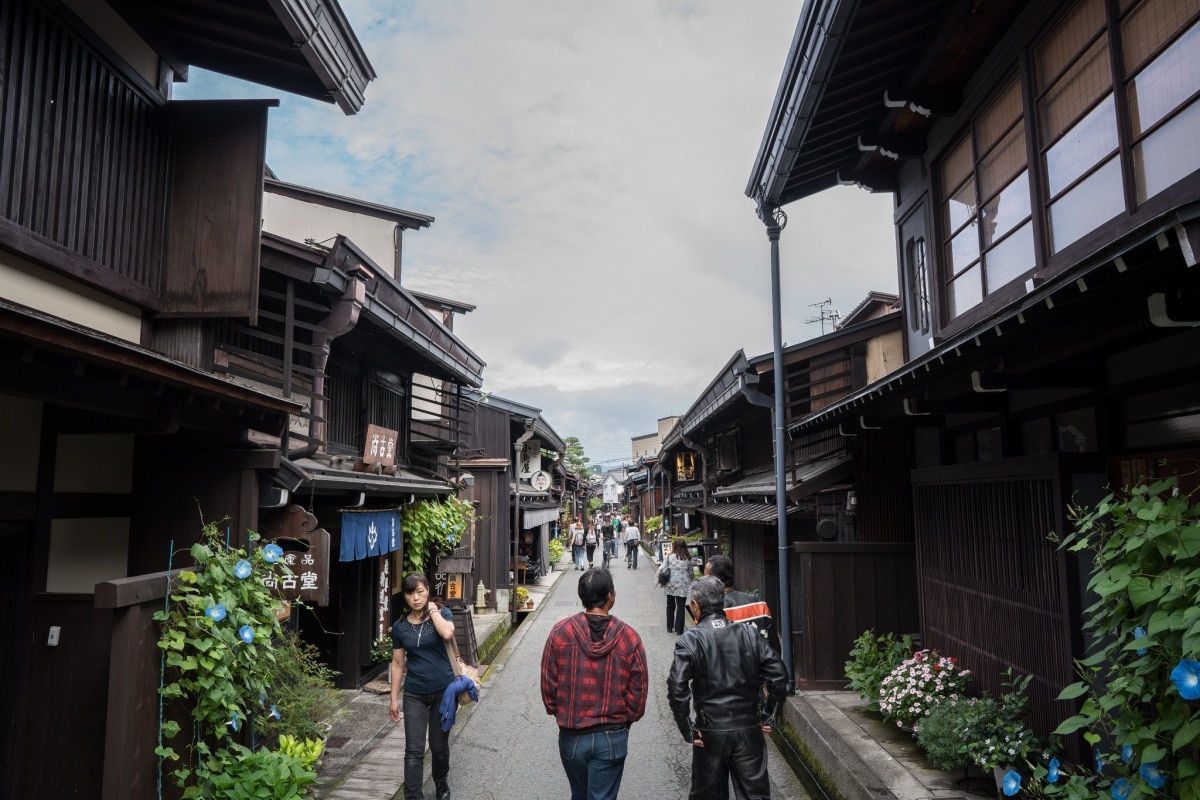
[443,559,811,800]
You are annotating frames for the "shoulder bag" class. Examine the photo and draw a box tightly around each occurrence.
[656,556,671,587]
[444,633,482,706]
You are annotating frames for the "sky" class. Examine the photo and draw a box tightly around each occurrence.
[175,1,897,470]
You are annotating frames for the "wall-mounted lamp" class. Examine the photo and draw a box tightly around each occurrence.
[460,472,475,488]
[846,490,858,515]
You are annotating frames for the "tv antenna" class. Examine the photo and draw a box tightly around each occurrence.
[805,298,841,334]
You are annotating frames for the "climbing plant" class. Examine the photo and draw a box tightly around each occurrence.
[155,521,326,798]
[401,495,475,576]
[1024,476,1200,800]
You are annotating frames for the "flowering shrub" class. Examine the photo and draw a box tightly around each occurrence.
[402,495,474,575]
[1023,477,1200,799]
[878,649,971,728]
[845,629,916,713]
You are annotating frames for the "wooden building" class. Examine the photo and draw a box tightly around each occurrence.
[459,390,566,611]
[748,0,1200,750]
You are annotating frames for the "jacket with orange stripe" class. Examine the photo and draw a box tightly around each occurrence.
[723,589,780,654]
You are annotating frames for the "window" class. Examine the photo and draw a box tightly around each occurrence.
[1123,0,1200,200]
[907,236,930,334]
[1037,0,1125,253]
[940,74,1037,319]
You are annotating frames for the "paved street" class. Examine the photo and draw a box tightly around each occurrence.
[441,560,811,800]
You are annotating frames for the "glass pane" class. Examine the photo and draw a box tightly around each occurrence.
[1134,98,1200,200]
[1128,21,1200,135]
[1020,418,1054,456]
[982,171,1031,245]
[976,74,1023,153]
[948,264,983,318]
[945,177,976,233]
[976,427,1002,461]
[1122,0,1200,73]
[983,221,1035,292]
[1049,157,1124,251]
[948,223,980,276]
[1045,94,1118,196]
[1038,0,1106,89]
[1040,35,1113,141]
[979,122,1027,201]
[1056,407,1097,452]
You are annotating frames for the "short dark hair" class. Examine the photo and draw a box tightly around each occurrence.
[689,576,726,616]
[705,555,735,588]
[578,567,614,610]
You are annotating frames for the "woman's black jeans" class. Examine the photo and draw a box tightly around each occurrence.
[666,593,686,634]
[403,689,450,800]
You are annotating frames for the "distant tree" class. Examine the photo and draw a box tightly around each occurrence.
[563,436,592,477]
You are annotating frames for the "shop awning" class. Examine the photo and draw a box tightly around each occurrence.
[521,504,560,530]
[701,502,794,524]
[339,509,401,561]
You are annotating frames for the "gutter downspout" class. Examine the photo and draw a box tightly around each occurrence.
[761,205,795,693]
[289,278,364,460]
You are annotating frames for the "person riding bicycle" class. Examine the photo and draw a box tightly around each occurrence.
[601,523,617,568]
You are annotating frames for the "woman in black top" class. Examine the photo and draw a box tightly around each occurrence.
[389,573,456,800]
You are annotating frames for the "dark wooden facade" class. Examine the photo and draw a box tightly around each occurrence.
[750,0,1200,746]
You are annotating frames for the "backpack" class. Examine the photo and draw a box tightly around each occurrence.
[612,518,622,534]
[585,531,597,545]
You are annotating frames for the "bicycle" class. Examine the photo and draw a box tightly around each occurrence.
[602,538,616,569]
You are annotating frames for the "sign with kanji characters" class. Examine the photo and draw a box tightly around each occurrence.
[363,424,399,466]
[259,505,331,606]
[446,572,462,600]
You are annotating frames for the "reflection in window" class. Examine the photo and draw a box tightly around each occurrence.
[907,237,930,334]
[1056,407,1097,452]
[1049,157,1124,251]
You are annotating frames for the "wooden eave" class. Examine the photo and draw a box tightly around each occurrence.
[110,0,375,114]
[265,178,434,229]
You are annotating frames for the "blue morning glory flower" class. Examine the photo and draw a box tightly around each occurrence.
[258,693,266,708]
[269,705,281,720]
[227,710,240,732]
[238,625,255,644]
[1002,770,1021,797]
[1047,757,1060,784]
[234,560,252,579]
[205,604,226,622]
[1111,777,1131,800]
[1171,659,1200,700]
[1140,762,1166,789]
[1121,744,1133,763]
[1134,626,1147,655]
[1096,750,1104,773]
[263,543,283,563]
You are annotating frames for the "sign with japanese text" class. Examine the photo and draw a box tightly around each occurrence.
[446,572,462,600]
[376,555,391,645]
[259,505,331,606]
[530,470,551,491]
[363,424,399,466]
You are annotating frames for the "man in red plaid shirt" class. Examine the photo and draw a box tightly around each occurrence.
[541,568,648,800]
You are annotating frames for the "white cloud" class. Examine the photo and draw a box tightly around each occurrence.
[175,1,897,461]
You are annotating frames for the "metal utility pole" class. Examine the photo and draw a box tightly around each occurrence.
[763,205,795,693]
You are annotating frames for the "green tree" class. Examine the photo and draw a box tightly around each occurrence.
[563,436,592,477]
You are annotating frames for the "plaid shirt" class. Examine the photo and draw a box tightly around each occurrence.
[541,613,648,731]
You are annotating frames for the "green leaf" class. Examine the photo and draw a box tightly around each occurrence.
[1058,682,1090,700]
[1054,714,1092,735]
[1142,742,1166,763]
[1177,718,1200,752]
[1127,576,1158,609]
[1084,731,1101,746]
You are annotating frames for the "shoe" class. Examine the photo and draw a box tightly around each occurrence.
[435,778,451,800]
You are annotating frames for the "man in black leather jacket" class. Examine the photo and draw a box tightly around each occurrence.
[667,576,788,800]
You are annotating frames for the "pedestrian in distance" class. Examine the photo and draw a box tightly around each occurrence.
[623,519,641,569]
[571,518,586,570]
[389,573,458,800]
[541,567,648,800]
[668,576,787,800]
[703,554,782,800]
[658,537,695,635]
[585,525,598,569]
[601,520,617,568]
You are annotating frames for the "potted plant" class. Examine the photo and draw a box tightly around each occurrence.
[878,649,972,730]
[959,672,1040,798]
[916,697,973,772]
[845,629,916,713]
[514,585,531,609]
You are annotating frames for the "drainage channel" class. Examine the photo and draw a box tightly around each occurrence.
[772,725,836,800]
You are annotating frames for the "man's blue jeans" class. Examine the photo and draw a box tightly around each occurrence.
[558,727,629,800]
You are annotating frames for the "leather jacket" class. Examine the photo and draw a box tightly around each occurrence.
[667,611,787,741]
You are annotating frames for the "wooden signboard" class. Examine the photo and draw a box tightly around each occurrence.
[363,424,399,466]
[259,505,331,606]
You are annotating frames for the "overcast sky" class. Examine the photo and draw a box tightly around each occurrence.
[176,1,897,469]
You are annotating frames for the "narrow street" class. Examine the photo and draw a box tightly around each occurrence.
[445,560,811,800]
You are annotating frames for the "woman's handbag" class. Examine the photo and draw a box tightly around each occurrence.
[656,558,671,587]
[445,635,482,706]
